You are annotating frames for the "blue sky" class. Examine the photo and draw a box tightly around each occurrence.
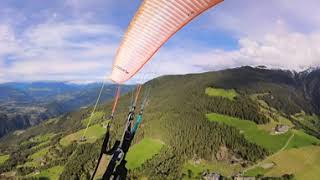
[0,0,319,83]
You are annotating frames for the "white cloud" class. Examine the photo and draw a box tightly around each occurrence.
[142,32,320,79]
[24,22,121,46]
[148,0,318,75]
[210,0,320,38]
[0,24,19,56]
[0,21,121,83]
[131,0,320,82]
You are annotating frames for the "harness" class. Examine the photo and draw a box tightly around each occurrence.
[91,85,150,180]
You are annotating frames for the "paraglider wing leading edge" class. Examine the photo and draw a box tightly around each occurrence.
[110,0,223,84]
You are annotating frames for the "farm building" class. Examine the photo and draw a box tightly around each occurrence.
[275,124,289,134]
[234,176,255,180]
[202,172,221,180]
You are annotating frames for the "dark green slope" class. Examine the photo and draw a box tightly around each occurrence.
[56,68,270,179]
[299,68,320,113]
[0,67,319,179]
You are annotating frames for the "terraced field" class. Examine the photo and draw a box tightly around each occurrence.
[60,124,106,146]
[0,154,9,165]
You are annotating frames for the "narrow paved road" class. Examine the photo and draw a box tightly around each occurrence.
[279,133,294,152]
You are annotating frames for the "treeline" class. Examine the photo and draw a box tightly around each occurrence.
[260,92,308,115]
[258,174,295,180]
[59,143,100,179]
[203,95,269,124]
[132,148,182,180]
[0,133,75,177]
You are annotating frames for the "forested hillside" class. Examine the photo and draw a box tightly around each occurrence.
[0,67,319,180]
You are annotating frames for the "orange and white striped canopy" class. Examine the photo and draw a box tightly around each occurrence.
[110,0,223,84]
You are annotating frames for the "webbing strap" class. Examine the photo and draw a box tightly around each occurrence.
[133,84,142,108]
[131,114,142,134]
[131,87,151,134]
[111,86,121,118]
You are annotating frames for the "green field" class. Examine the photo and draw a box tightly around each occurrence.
[60,124,106,146]
[19,133,55,149]
[23,147,50,167]
[32,133,55,142]
[286,130,320,149]
[82,111,105,126]
[246,146,320,180]
[244,166,268,177]
[205,87,238,100]
[30,133,55,150]
[207,113,291,152]
[182,160,242,179]
[207,113,320,153]
[34,166,64,179]
[126,138,164,169]
[32,140,51,150]
[30,147,50,160]
[0,154,9,165]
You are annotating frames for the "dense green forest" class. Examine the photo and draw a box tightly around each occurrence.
[0,67,319,179]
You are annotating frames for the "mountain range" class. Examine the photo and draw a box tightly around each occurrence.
[0,67,319,179]
[0,82,133,138]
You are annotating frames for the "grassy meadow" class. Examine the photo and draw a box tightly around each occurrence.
[205,87,238,101]
[82,111,105,126]
[126,138,164,169]
[246,146,320,180]
[182,160,242,179]
[60,124,105,146]
[207,113,320,153]
[0,154,9,165]
[34,166,64,179]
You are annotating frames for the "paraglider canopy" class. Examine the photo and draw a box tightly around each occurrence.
[110,0,224,84]
[91,1,225,179]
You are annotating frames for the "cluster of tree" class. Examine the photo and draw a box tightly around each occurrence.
[16,166,35,176]
[258,174,295,180]
[290,118,320,139]
[0,143,35,173]
[203,95,269,124]
[59,143,99,180]
[0,132,75,177]
[260,93,307,115]
[131,148,182,179]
